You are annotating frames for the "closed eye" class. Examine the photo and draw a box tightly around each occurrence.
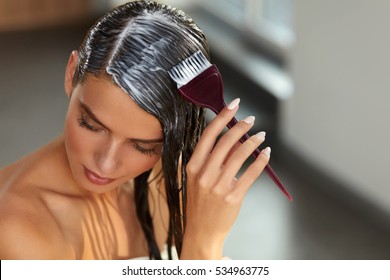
[131,141,159,157]
[77,114,102,133]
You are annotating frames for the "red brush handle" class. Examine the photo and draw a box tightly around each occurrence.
[178,65,293,201]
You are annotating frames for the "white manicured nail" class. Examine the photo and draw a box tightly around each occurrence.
[262,147,271,157]
[227,98,240,110]
[243,116,255,124]
[255,131,266,140]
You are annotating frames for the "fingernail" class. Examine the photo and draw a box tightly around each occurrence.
[243,115,255,124]
[227,98,240,110]
[262,147,271,157]
[255,131,266,140]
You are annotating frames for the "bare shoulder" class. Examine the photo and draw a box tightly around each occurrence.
[0,177,75,259]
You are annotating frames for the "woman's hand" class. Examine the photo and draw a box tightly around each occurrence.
[181,98,271,259]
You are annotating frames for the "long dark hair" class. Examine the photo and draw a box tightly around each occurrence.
[72,1,209,259]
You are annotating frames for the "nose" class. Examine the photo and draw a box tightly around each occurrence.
[94,138,122,176]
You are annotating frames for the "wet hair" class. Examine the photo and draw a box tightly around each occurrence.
[73,1,209,259]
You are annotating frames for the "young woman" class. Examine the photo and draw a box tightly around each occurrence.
[0,1,270,260]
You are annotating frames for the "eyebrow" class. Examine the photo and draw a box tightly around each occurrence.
[78,100,164,144]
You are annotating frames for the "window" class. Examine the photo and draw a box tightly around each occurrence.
[194,0,294,57]
[249,0,294,49]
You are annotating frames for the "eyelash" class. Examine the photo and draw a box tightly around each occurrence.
[77,114,101,132]
[77,114,157,157]
[132,143,157,156]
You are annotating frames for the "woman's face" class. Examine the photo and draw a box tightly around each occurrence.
[64,75,163,194]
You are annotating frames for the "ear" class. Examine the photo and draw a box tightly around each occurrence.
[64,51,79,98]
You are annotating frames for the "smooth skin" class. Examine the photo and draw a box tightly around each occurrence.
[0,51,270,259]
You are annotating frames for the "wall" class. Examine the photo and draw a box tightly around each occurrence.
[0,0,91,31]
[281,0,390,215]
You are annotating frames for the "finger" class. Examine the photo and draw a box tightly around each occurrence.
[220,131,266,182]
[223,141,241,165]
[188,98,240,171]
[230,147,271,199]
[203,116,255,175]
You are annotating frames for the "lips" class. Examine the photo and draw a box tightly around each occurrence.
[83,166,115,185]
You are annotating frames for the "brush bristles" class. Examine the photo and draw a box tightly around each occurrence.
[168,50,212,88]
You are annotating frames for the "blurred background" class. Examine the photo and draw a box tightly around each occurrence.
[0,0,389,259]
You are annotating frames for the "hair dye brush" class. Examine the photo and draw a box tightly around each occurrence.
[168,51,292,202]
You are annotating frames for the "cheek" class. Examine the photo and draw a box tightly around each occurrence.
[64,115,94,163]
[121,153,161,179]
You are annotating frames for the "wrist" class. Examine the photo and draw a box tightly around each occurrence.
[180,233,224,260]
